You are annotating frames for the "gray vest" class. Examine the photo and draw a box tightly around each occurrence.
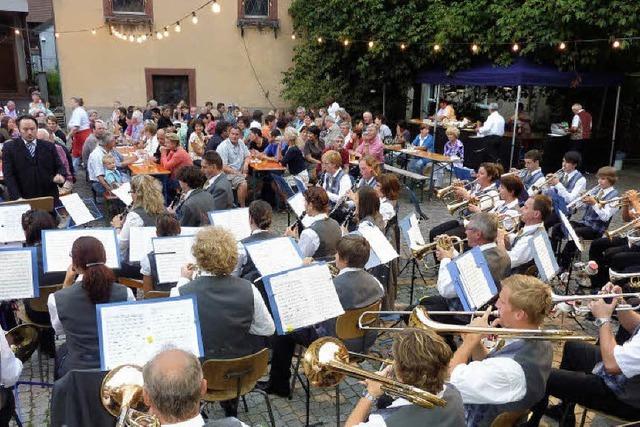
[581,188,619,234]
[523,170,544,189]
[178,275,263,359]
[325,169,346,197]
[131,207,159,226]
[55,282,129,374]
[240,231,280,283]
[309,217,341,260]
[464,339,553,427]
[379,383,465,427]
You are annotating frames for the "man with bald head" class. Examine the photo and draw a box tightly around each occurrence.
[142,348,246,426]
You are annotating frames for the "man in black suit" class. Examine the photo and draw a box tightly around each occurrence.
[2,115,65,201]
[201,150,234,210]
[173,165,216,227]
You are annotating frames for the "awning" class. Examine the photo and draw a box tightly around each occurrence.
[0,0,29,13]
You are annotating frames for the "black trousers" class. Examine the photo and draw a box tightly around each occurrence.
[588,237,640,288]
[414,295,467,351]
[527,341,639,425]
[0,388,15,427]
[550,221,602,269]
[429,220,465,242]
[268,328,318,390]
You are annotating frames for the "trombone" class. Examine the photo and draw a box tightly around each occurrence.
[101,364,160,427]
[357,306,596,341]
[531,169,563,194]
[605,217,640,239]
[302,336,446,409]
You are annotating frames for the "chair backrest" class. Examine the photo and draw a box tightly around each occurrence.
[270,173,295,198]
[336,300,382,341]
[118,277,144,289]
[201,348,270,402]
[490,410,529,427]
[453,166,474,181]
[143,290,170,299]
[50,369,114,427]
[0,196,54,212]
[28,284,63,313]
[294,176,307,193]
[403,185,428,221]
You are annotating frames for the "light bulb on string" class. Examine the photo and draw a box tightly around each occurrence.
[433,43,441,52]
[343,39,349,46]
[368,41,374,48]
[471,43,479,53]
[175,22,181,32]
[317,36,323,43]
[14,28,20,35]
[612,39,621,49]
[291,34,296,40]
[512,43,519,52]
[400,43,406,51]
[55,32,60,38]
[211,1,221,14]
[163,27,170,37]
[91,28,96,35]
[559,42,566,50]
[191,12,198,24]
[156,32,163,40]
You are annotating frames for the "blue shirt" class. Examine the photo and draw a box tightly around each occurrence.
[411,134,435,151]
[264,142,288,158]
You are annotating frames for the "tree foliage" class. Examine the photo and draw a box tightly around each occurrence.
[282,0,640,116]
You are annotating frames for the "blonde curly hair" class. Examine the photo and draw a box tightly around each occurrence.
[130,175,165,215]
[192,227,238,276]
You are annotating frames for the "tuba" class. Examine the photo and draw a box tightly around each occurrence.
[302,336,446,408]
[101,364,160,427]
[5,324,39,363]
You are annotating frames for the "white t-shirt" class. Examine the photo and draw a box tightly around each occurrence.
[67,106,90,131]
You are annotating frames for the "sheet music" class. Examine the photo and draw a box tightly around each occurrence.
[401,213,425,250]
[456,251,494,309]
[358,224,399,264]
[129,227,200,262]
[208,208,251,241]
[43,228,120,272]
[152,236,196,284]
[266,264,344,334]
[559,211,584,252]
[0,204,30,243]
[532,233,558,280]
[111,182,133,206]
[245,237,303,277]
[287,193,305,217]
[0,249,36,300]
[98,296,203,370]
[59,193,95,226]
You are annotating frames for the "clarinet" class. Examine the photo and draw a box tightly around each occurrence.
[290,211,307,235]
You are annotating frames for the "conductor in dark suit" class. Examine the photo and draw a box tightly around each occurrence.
[173,165,216,227]
[201,150,234,210]
[2,115,65,201]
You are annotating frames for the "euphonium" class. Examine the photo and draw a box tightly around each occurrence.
[412,235,466,260]
[101,364,160,427]
[605,217,640,239]
[5,324,39,363]
[302,336,446,408]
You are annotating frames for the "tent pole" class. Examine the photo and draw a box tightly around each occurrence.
[509,85,522,170]
[609,85,621,166]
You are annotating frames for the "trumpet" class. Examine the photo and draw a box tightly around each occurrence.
[302,336,446,408]
[531,169,563,194]
[412,235,466,260]
[497,213,522,233]
[446,194,496,216]
[501,168,527,179]
[358,307,596,341]
[566,185,602,209]
[597,196,629,209]
[610,269,640,288]
[101,364,160,427]
[436,179,475,203]
[605,217,640,239]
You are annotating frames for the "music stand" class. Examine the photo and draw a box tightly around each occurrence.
[398,214,429,305]
[55,198,103,228]
[0,196,54,212]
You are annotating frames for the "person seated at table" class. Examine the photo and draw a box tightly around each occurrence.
[284,186,341,260]
[247,127,268,153]
[102,154,126,189]
[187,119,208,166]
[344,328,465,427]
[173,165,216,227]
[201,150,234,211]
[434,98,456,122]
[259,133,288,162]
[356,155,380,189]
[320,150,352,206]
[407,123,435,174]
[355,124,384,163]
[159,132,193,201]
[429,162,500,242]
[303,125,325,183]
[443,127,464,167]
[216,126,250,207]
[323,133,350,172]
[111,174,165,276]
[141,213,182,292]
[49,236,134,379]
[87,131,118,198]
[279,127,308,185]
[140,121,159,157]
[259,234,385,397]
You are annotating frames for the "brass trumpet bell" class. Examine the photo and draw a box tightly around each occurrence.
[5,324,39,363]
[101,364,159,427]
[447,199,469,215]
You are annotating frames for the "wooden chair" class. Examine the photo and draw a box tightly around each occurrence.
[201,348,275,427]
[143,290,170,299]
[491,410,529,427]
[117,277,144,289]
[0,196,54,212]
[576,406,635,427]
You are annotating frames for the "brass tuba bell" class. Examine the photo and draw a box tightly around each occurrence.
[101,364,160,427]
[5,324,39,363]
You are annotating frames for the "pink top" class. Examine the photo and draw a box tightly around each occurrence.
[355,136,384,163]
[160,147,193,178]
[54,144,73,181]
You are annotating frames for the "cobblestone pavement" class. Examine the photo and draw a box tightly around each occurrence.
[12,167,640,426]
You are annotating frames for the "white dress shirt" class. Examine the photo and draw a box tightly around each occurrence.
[298,213,329,257]
[450,345,526,404]
[526,168,546,196]
[507,223,544,269]
[437,243,497,299]
[1,328,23,387]
[170,272,275,336]
[323,169,352,203]
[117,211,144,261]
[586,186,618,222]
[87,146,108,182]
[553,170,586,204]
[232,229,269,277]
[204,173,221,190]
[47,277,136,335]
[491,199,519,218]
[67,106,90,131]
[613,330,640,379]
[478,111,505,137]
[162,414,206,427]
[379,198,396,225]
[145,135,159,157]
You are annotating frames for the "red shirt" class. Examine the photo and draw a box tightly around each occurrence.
[160,147,193,178]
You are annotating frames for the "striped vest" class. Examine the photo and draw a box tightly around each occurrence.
[581,188,619,234]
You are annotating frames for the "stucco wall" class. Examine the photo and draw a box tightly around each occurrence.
[52,0,295,111]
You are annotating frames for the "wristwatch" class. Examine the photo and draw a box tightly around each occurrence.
[594,317,611,327]
[362,390,377,403]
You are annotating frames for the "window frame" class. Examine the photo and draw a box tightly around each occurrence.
[144,68,197,107]
[237,0,279,31]
[103,0,153,25]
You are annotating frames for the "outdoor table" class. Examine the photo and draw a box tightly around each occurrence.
[248,159,286,201]
[384,145,454,198]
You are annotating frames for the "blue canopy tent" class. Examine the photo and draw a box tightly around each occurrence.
[415,59,624,167]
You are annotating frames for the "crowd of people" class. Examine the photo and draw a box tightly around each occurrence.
[0,92,637,427]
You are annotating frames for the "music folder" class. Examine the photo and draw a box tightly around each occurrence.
[447,247,498,311]
[530,231,560,282]
[0,247,39,300]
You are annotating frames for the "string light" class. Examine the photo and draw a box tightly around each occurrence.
[211,1,221,14]
[612,39,621,48]
[368,40,374,48]
[512,42,519,52]
[291,34,296,40]
[128,35,134,42]
[191,12,198,24]
[14,28,20,35]
[55,32,59,38]
[400,43,406,51]
[91,28,96,35]
[175,22,181,32]
[433,43,441,52]
[343,39,349,46]
[156,32,163,40]
[317,36,323,43]
[471,43,479,53]
[163,27,169,37]
[559,41,566,50]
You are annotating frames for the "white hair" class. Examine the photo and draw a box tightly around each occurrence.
[132,110,143,122]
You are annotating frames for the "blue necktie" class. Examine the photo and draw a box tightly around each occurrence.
[27,142,36,157]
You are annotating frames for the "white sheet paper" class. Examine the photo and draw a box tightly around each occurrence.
[152,235,196,284]
[111,182,133,206]
[59,193,95,226]
[559,211,584,252]
[267,264,344,333]
[286,193,314,228]
[0,249,36,300]
[358,224,399,264]
[208,208,251,241]
[406,213,425,250]
[129,227,200,262]
[245,237,303,277]
[455,251,494,309]
[0,204,30,243]
[532,233,557,280]
[98,297,203,370]
[43,228,120,272]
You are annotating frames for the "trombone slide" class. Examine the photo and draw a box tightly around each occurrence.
[552,292,640,303]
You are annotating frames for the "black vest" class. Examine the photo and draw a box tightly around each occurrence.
[131,207,159,226]
[380,384,465,427]
[465,339,553,427]
[309,217,341,260]
[55,282,129,375]
[178,275,264,359]
[240,231,280,283]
